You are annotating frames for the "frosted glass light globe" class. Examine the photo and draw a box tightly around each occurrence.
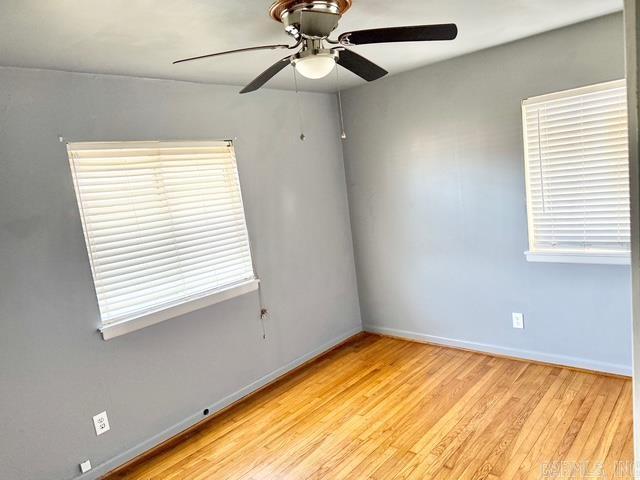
[294,54,336,79]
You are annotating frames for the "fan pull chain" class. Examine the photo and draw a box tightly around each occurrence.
[292,65,305,141]
[335,66,347,140]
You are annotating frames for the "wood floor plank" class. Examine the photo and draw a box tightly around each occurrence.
[104,334,633,480]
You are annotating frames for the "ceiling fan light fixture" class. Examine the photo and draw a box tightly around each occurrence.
[293,53,336,79]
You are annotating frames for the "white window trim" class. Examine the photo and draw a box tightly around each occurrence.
[521,79,631,265]
[100,278,259,340]
[525,251,630,266]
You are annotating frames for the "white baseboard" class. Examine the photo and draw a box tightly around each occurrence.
[78,326,362,480]
[364,325,631,377]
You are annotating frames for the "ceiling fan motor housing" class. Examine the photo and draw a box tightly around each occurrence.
[269,0,352,38]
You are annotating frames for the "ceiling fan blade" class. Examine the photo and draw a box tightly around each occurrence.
[173,44,293,65]
[240,56,292,94]
[339,24,458,46]
[335,48,388,82]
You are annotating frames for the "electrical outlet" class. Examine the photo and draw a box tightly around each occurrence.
[92,411,110,436]
[80,460,92,474]
[512,312,525,329]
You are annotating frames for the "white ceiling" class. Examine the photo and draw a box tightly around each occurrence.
[0,0,623,92]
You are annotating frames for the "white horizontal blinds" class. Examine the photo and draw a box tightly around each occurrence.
[522,80,630,255]
[68,141,255,325]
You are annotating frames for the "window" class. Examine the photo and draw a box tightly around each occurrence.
[67,140,257,339]
[521,80,630,265]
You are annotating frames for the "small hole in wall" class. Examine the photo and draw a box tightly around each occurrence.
[203,409,210,416]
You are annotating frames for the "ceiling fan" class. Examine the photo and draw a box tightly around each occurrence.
[173,0,458,94]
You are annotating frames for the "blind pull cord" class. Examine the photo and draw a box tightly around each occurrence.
[536,109,547,214]
[259,291,268,340]
[248,234,268,340]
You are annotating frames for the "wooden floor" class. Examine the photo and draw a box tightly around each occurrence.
[107,334,633,480]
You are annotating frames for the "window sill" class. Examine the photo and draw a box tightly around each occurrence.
[525,251,630,266]
[99,279,260,340]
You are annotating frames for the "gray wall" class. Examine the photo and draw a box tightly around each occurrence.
[341,13,632,374]
[0,67,361,480]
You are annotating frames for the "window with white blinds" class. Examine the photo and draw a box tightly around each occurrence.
[521,79,631,264]
[67,140,257,336]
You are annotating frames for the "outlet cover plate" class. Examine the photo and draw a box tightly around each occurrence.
[93,411,110,436]
[80,460,92,474]
[512,312,525,329]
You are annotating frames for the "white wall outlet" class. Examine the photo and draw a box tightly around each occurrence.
[92,411,110,436]
[512,312,525,329]
[80,460,92,474]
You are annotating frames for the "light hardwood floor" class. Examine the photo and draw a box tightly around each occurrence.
[106,333,633,479]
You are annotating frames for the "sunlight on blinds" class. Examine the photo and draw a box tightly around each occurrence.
[67,140,256,326]
[522,80,630,257]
